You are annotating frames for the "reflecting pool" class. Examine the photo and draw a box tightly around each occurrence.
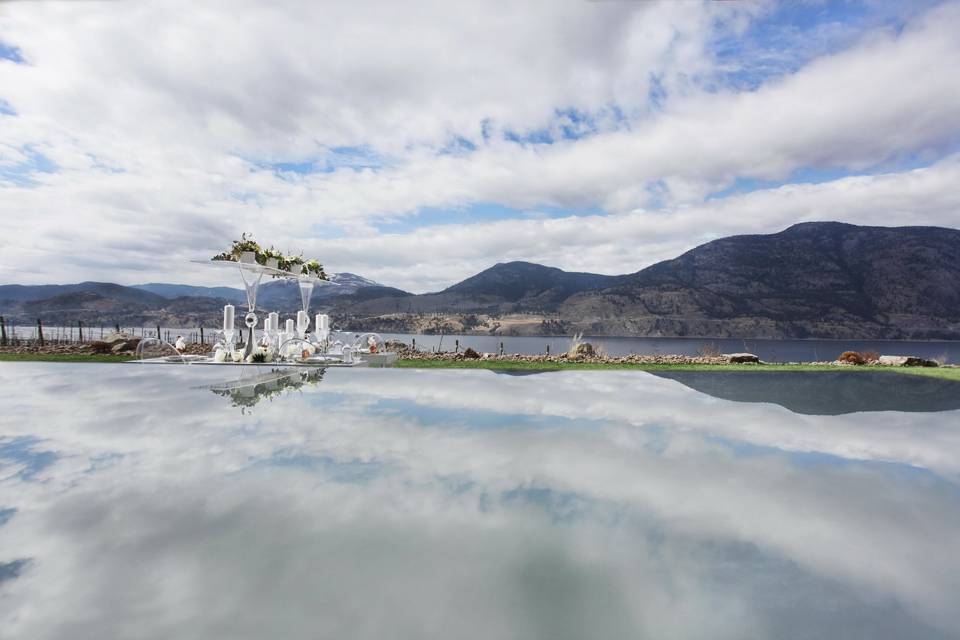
[1,363,959,639]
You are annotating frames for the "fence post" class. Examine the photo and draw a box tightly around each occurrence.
[115,323,120,333]
[546,344,550,356]
[37,319,44,346]
[412,338,416,351]
[78,320,83,342]
[200,327,204,344]
[156,324,161,339]
[499,341,504,356]
[0,316,6,346]
[455,339,459,353]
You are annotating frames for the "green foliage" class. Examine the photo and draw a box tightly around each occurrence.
[211,235,328,280]
[212,232,263,262]
[301,259,327,278]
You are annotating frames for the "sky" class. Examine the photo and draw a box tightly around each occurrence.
[1,0,959,293]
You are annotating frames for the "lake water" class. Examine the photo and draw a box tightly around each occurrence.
[1,363,959,639]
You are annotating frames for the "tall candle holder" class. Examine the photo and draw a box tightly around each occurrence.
[298,277,315,316]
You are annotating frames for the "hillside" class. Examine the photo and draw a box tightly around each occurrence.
[337,261,623,316]
[561,222,960,339]
[0,273,396,328]
[0,282,168,306]
[3,223,959,339]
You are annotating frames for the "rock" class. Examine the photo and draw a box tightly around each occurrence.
[878,355,938,367]
[88,341,113,354]
[102,332,133,345]
[110,337,141,353]
[726,353,760,364]
[572,343,596,359]
[462,347,481,359]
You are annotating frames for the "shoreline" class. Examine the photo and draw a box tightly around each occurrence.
[1,350,958,382]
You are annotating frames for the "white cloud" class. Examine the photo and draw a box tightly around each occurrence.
[0,1,958,288]
[305,155,960,292]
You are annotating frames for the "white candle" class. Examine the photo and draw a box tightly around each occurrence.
[223,305,235,332]
[285,319,295,335]
[297,310,309,332]
[315,313,323,332]
[319,314,330,331]
[269,312,279,333]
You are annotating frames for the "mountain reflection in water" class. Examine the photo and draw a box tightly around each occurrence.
[650,370,960,415]
[0,364,958,640]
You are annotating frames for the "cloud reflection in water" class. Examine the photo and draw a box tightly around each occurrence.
[0,363,958,639]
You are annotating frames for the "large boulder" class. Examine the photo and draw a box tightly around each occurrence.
[726,353,760,364]
[107,335,141,353]
[462,347,481,359]
[878,355,939,367]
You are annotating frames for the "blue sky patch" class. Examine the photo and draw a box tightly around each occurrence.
[709,0,941,92]
[375,201,604,234]
[0,147,59,187]
[254,145,384,177]
[706,151,956,201]
[0,41,25,64]
[0,437,58,481]
[371,396,610,432]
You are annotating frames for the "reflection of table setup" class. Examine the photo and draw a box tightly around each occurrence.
[134,237,396,367]
[196,366,327,412]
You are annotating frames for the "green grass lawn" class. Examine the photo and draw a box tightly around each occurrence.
[1,352,957,382]
[0,353,135,363]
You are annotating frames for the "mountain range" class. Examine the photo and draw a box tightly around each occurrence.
[2,223,958,339]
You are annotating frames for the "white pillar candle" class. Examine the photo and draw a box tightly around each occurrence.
[315,313,323,332]
[319,314,330,331]
[223,305,235,332]
[269,312,279,333]
[263,316,272,333]
[297,310,309,333]
[285,319,295,335]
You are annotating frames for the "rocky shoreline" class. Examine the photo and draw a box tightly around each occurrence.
[386,341,949,368]
[0,334,951,368]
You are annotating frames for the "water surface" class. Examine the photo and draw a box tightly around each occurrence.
[1,363,958,639]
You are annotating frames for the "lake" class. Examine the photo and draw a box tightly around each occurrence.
[1,363,959,639]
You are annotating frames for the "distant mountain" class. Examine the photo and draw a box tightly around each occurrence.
[443,262,622,303]
[3,224,959,339]
[562,222,960,339]
[132,272,386,308]
[339,261,623,315]
[329,272,382,288]
[0,282,167,306]
[0,272,401,328]
[132,283,246,303]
